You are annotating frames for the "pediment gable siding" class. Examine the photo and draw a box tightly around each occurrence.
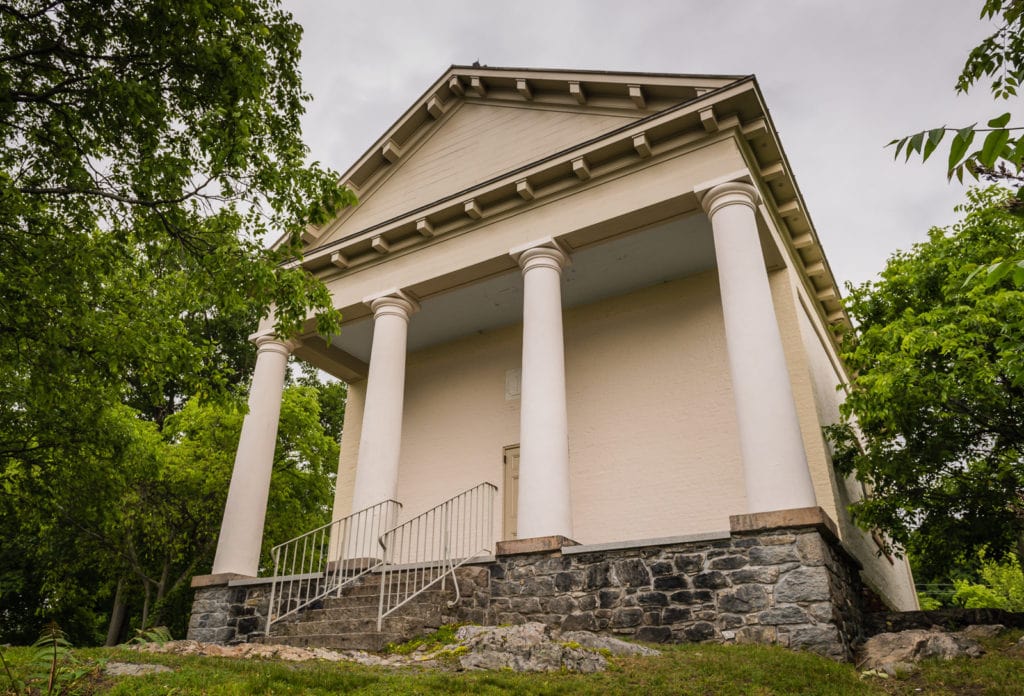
[317,102,637,246]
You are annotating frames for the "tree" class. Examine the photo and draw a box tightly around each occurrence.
[0,0,354,471]
[0,379,340,644]
[0,1,356,641]
[827,188,1024,580]
[892,1,1024,189]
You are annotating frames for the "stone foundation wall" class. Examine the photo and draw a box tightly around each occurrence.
[450,525,864,660]
[187,510,867,660]
[187,582,270,644]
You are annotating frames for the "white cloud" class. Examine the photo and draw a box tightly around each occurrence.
[285,0,1009,287]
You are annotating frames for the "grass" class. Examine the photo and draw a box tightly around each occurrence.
[0,630,1020,695]
[385,623,462,655]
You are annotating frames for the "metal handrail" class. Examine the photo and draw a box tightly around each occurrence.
[266,499,402,634]
[376,482,497,630]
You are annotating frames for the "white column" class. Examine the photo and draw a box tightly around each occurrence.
[350,292,418,511]
[512,242,573,539]
[212,335,294,576]
[702,181,817,513]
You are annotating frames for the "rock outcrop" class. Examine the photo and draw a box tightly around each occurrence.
[857,627,990,676]
[133,623,658,673]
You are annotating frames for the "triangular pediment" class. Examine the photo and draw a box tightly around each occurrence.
[304,66,745,251]
[318,103,636,245]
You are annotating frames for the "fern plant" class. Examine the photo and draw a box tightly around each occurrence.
[28,623,93,696]
[127,626,173,646]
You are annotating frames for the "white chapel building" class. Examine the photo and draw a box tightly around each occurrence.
[195,67,917,651]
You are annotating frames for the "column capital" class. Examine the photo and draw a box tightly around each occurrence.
[252,334,299,356]
[510,238,570,273]
[364,289,420,321]
[699,181,760,219]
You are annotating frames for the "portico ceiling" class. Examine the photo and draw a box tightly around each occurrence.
[330,212,715,364]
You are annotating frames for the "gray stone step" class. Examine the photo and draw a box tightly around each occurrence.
[330,574,453,597]
[267,571,457,652]
[299,600,446,623]
[266,632,403,652]
[274,614,439,637]
[321,588,453,609]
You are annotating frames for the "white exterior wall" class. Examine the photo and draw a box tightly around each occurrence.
[564,271,745,541]
[768,269,840,522]
[332,271,746,544]
[791,294,918,610]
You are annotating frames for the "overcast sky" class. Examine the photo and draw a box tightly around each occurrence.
[284,0,1004,289]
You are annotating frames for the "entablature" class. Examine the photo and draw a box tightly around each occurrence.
[288,70,848,337]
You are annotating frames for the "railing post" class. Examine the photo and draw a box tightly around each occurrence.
[266,547,279,636]
[266,500,401,635]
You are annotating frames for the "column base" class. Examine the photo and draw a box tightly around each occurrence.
[730,507,842,546]
[495,535,578,556]
[190,572,253,589]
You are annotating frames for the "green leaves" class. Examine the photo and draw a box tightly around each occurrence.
[988,112,1013,128]
[0,0,354,645]
[980,128,1012,168]
[948,127,977,180]
[890,120,1021,182]
[923,127,946,162]
[831,188,1024,579]
[896,0,1024,181]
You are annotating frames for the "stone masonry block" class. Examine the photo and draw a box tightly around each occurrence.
[729,566,780,584]
[796,534,828,566]
[693,571,729,589]
[612,558,650,587]
[718,584,769,613]
[653,575,689,591]
[749,545,800,565]
[775,567,831,604]
[673,553,704,574]
[710,555,749,570]
[611,607,644,627]
[561,612,598,631]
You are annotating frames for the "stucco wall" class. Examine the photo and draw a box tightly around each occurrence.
[767,268,842,524]
[789,284,918,611]
[333,271,746,545]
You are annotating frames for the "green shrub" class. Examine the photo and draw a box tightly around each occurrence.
[952,553,1024,611]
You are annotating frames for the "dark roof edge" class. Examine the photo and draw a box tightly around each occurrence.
[449,64,751,82]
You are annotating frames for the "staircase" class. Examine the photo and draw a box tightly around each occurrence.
[262,482,498,652]
[263,570,455,651]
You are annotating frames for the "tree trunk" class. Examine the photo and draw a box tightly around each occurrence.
[104,579,127,647]
[151,558,171,626]
[140,581,152,631]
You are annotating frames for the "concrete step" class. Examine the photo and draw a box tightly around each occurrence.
[266,632,404,652]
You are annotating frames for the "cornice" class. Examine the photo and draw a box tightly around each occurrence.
[290,67,850,345]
